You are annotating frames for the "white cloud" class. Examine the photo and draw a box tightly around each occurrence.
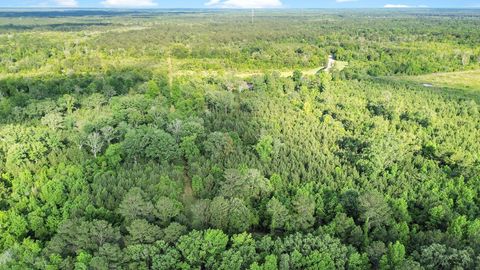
[55,0,78,7]
[384,4,428,8]
[336,0,357,3]
[384,4,411,8]
[101,0,158,7]
[205,0,283,8]
[205,0,222,5]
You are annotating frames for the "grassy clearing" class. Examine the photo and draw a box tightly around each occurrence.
[173,66,326,79]
[333,60,348,72]
[401,69,480,91]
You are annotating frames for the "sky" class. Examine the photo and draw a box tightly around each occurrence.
[0,0,479,9]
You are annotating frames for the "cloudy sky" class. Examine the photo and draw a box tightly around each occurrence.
[1,0,479,8]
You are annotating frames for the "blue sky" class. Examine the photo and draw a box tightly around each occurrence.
[1,0,479,9]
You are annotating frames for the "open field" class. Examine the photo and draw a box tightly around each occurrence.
[333,60,349,72]
[236,65,325,78]
[399,69,480,91]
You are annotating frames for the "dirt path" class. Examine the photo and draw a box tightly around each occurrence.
[324,54,336,72]
[181,162,195,224]
[183,176,193,200]
[182,165,194,204]
[167,54,337,80]
[167,56,174,88]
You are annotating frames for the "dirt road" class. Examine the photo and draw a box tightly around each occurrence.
[324,54,336,72]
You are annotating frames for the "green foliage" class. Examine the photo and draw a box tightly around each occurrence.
[255,135,274,163]
[0,9,479,270]
[379,241,406,270]
[118,188,155,222]
[266,197,290,232]
[348,252,369,270]
[145,80,161,98]
[177,229,228,268]
[122,126,179,162]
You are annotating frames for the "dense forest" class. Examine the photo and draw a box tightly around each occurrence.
[0,9,479,270]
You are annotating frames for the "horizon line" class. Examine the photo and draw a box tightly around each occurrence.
[0,7,480,10]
